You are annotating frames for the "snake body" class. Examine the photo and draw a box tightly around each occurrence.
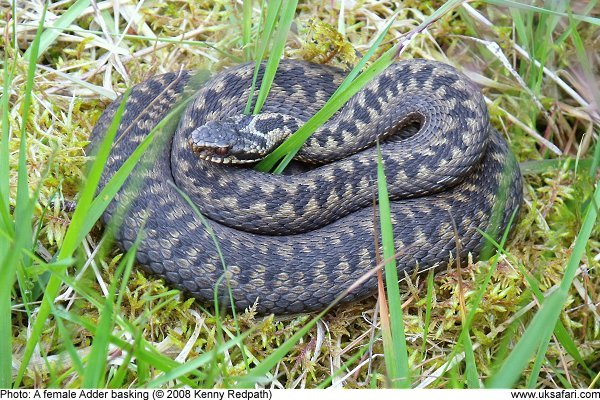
[90,59,523,314]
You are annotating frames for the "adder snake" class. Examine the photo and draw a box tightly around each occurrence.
[89,59,523,314]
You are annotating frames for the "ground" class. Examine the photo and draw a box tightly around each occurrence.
[2,0,599,389]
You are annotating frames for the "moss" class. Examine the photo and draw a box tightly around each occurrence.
[3,0,598,389]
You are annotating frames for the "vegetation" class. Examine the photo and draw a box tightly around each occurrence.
[1,0,599,389]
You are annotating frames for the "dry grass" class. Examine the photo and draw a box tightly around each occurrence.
[2,0,599,388]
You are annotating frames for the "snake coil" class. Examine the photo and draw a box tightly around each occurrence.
[90,60,523,314]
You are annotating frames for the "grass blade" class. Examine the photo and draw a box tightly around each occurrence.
[15,71,209,386]
[485,0,600,25]
[5,1,49,387]
[242,0,253,61]
[330,13,398,98]
[251,0,298,114]
[487,179,600,387]
[146,330,251,388]
[258,0,464,173]
[463,334,480,388]
[243,0,282,115]
[255,19,398,173]
[0,14,15,391]
[13,82,130,386]
[256,47,396,173]
[419,270,435,362]
[23,0,91,62]
[79,93,200,245]
[376,144,410,388]
[30,261,198,387]
[82,239,138,387]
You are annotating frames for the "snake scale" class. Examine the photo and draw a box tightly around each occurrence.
[89,59,523,314]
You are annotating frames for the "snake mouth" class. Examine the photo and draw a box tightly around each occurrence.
[190,143,230,163]
[190,142,258,164]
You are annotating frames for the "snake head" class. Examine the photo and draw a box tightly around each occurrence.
[189,114,298,164]
[189,122,236,163]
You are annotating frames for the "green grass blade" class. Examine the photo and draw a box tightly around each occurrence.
[251,0,298,114]
[256,47,396,173]
[79,93,199,245]
[256,0,463,174]
[0,243,19,389]
[51,308,85,379]
[378,288,396,388]
[485,0,600,25]
[146,330,251,388]
[463,334,480,388]
[243,0,281,115]
[551,322,594,378]
[82,240,138,387]
[487,179,600,387]
[13,83,130,386]
[6,1,49,387]
[23,0,91,61]
[479,228,593,380]
[591,140,600,180]
[15,1,48,248]
[65,89,131,257]
[316,338,375,388]
[376,143,410,388]
[420,270,434,362]
[52,307,197,387]
[31,262,198,387]
[527,336,552,389]
[515,256,594,382]
[491,321,519,376]
[0,16,15,391]
[256,22,398,173]
[242,0,253,61]
[0,25,13,218]
[523,276,594,383]
[330,13,398,98]
[108,347,135,388]
[488,291,563,388]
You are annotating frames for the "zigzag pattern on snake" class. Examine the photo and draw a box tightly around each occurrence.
[89,59,523,314]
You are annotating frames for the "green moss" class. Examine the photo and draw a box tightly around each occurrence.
[3,0,598,389]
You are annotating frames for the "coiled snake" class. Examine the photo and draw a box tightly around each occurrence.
[89,59,523,314]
